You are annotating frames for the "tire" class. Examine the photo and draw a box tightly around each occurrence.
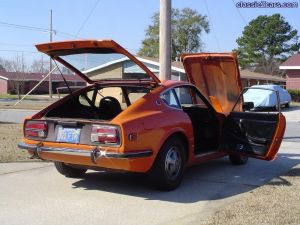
[54,162,87,178]
[149,136,186,191]
[229,154,248,165]
[285,103,290,108]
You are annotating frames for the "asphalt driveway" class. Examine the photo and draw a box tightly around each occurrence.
[0,142,299,225]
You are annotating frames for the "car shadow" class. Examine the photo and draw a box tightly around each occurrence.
[71,152,300,203]
[282,105,300,112]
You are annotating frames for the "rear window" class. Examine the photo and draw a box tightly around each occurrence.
[60,53,154,82]
[126,87,150,104]
[79,86,150,110]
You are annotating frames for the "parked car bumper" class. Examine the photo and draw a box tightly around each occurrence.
[18,142,154,173]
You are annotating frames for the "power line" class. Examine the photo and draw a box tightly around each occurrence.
[0,49,38,54]
[0,42,33,47]
[0,20,49,33]
[204,0,221,51]
[0,20,79,38]
[75,0,100,38]
[231,0,248,25]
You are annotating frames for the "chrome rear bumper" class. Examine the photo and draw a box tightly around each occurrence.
[18,142,153,163]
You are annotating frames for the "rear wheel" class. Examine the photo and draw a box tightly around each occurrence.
[229,154,248,165]
[149,136,186,191]
[54,162,87,178]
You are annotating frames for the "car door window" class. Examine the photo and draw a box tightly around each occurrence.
[160,90,180,109]
[174,86,208,108]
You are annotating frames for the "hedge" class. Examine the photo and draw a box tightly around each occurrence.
[287,89,300,102]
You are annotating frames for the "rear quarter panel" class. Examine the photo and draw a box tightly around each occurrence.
[114,88,194,170]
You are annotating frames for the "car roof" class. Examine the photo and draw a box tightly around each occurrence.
[251,84,281,90]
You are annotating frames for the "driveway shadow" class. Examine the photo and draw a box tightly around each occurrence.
[71,152,300,203]
[282,105,300,112]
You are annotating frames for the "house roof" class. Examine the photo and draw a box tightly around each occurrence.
[239,70,285,82]
[279,54,300,70]
[0,71,84,82]
[137,56,285,82]
[52,55,285,83]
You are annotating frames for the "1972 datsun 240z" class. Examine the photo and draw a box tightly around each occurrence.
[18,40,286,190]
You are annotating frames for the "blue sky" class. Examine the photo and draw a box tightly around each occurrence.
[0,0,299,64]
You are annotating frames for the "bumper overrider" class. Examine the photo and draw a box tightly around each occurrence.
[18,142,153,164]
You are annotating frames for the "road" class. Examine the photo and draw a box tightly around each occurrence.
[0,107,299,225]
[0,109,37,123]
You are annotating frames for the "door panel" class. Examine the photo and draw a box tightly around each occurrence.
[223,111,286,160]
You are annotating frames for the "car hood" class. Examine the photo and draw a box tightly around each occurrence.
[35,39,160,85]
[181,52,242,114]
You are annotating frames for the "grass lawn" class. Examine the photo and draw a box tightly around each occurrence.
[0,122,40,162]
[0,94,59,100]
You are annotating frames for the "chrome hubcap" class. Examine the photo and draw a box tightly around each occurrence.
[165,146,181,180]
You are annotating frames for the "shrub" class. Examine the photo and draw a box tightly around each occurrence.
[288,89,300,102]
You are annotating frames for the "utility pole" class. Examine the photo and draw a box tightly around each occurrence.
[49,9,53,98]
[159,0,171,81]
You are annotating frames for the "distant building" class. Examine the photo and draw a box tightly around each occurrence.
[280,53,300,90]
[84,56,286,88]
[0,72,85,94]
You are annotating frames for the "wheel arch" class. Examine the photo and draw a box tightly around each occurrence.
[160,131,191,163]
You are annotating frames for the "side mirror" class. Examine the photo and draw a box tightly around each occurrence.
[243,102,254,111]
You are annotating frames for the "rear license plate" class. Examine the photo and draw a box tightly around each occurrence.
[56,127,81,144]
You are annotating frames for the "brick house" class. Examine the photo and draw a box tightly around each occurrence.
[0,72,85,94]
[279,53,300,90]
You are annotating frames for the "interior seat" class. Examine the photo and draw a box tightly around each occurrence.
[99,96,122,119]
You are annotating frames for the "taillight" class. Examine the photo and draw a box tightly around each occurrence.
[91,125,120,145]
[25,120,48,138]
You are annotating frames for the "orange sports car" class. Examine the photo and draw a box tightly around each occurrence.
[18,40,286,190]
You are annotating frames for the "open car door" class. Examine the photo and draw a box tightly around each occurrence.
[222,88,286,160]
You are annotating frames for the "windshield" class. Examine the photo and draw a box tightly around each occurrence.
[60,53,153,81]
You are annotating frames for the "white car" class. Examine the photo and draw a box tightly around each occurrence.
[243,84,291,110]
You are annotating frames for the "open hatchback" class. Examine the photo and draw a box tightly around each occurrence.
[18,40,286,190]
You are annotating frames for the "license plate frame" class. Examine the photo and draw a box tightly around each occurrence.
[56,127,81,144]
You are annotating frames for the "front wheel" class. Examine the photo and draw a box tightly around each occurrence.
[54,162,87,178]
[149,136,186,191]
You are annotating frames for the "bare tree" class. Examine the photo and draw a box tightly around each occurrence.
[30,56,49,73]
[0,57,12,72]
[5,55,28,99]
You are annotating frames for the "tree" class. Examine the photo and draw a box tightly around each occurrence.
[0,56,28,98]
[0,64,5,72]
[0,57,12,72]
[236,14,300,75]
[138,8,210,60]
[30,58,49,73]
[0,57,6,71]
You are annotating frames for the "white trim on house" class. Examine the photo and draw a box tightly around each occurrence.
[0,75,8,81]
[136,57,186,73]
[82,56,186,74]
[82,57,129,74]
[279,66,300,70]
